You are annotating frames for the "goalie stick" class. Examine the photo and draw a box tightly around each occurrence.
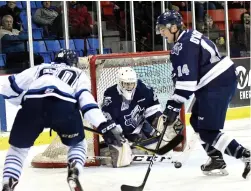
[86,154,173,163]
[83,125,178,156]
[121,115,184,191]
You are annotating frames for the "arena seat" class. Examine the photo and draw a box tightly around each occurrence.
[87,38,112,54]
[180,11,192,24]
[35,1,43,8]
[59,40,83,56]
[73,39,85,52]
[207,10,225,22]
[101,1,114,16]
[0,1,6,7]
[16,1,22,8]
[33,41,53,63]
[44,40,61,52]
[87,49,98,55]
[33,29,43,40]
[228,9,247,22]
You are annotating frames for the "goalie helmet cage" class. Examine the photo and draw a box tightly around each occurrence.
[31,51,187,168]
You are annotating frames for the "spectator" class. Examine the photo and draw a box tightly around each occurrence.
[68,1,97,38]
[230,11,250,57]
[195,2,216,22]
[0,1,22,30]
[0,15,27,53]
[0,15,43,73]
[33,1,62,37]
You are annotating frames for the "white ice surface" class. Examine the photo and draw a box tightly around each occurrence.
[0,119,250,191]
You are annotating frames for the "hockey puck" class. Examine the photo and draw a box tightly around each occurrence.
[174,162,182,168]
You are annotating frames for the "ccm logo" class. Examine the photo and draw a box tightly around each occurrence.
[61,133,79,138]
[101,123,116,133]
[132,155,171,162]
[167,105,181,112]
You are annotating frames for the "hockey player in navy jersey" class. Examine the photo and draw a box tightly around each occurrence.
[100,67,181,168]
[156,10,250,178]
[0,49,124,191]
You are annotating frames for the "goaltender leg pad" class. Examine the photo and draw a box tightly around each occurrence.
[108,140,132,168]
[100,141,132,167]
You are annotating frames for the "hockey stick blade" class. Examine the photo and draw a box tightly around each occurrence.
[121,135,184,191]
[121,184,143,191]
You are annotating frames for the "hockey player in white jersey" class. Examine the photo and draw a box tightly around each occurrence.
[100,67,183,168]
[0,49,125,191]
[156,10,250,178]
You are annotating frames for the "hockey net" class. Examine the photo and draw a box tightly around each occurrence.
[31,51,187,168]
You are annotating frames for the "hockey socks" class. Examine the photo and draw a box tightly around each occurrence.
[67,140,87,191]
[2,146,29,190]
[67,140,87,170]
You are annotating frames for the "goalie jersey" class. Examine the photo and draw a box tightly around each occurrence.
[0,63,106,128]
[170,29,236,103]
[101,80,162,136]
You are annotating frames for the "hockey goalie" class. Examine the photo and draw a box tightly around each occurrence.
[99,67,184,168]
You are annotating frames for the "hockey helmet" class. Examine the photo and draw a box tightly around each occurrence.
[54,49,78,66]
[117,67,137,100]
[156,10,183,35]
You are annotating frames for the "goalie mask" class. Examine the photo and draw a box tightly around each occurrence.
[117,67,137,101]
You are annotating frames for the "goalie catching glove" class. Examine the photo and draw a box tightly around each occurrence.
[97,120,126,147]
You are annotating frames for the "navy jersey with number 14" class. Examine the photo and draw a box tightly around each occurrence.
[170,29,236,103]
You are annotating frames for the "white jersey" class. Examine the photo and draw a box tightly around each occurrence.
[0,63,106,127]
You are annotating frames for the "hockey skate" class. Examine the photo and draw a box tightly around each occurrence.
[241,149,250,179]
[2,178,18,191]
[67,161,84,191]
[201,151,228,176]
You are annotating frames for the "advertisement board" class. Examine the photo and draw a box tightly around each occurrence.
[230,57,251,107]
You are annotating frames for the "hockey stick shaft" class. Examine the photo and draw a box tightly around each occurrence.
[121,115,176,191]
[83,125,171,155]
[87,154,173,163]
[140,117,168,188]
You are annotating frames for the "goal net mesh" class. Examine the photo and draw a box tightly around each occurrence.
[31,51,186,168]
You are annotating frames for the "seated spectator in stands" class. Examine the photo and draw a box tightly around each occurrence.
[0,15,27,53]
[33,1,62,37]
[230,11,250,57]
[0,1,22,30]
[197,14,225,51]
[0,15,43,73]
[68,1,97,38]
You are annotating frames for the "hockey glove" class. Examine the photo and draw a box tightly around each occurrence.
[98,120,125,147]
[163,100,183,127]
